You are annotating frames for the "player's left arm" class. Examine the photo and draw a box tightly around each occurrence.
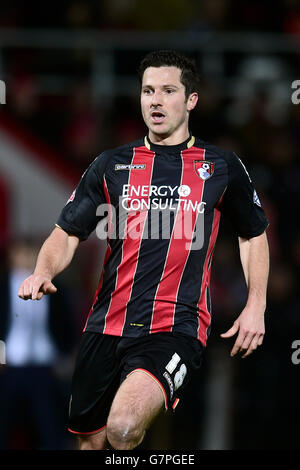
[221,230,269,358]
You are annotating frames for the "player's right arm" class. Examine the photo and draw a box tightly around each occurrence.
[18,226,79,301]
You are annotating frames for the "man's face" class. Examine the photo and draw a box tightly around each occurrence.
[140,66,198,144]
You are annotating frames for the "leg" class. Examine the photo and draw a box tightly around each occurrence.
[77,427,108,450]
[106,370,165,450]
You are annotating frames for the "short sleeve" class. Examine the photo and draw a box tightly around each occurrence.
[56,154,108,240]
[220,152,269,238]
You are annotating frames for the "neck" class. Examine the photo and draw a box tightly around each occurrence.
[148,128,190,146]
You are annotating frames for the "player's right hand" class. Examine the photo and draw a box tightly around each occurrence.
[18,274,57,301]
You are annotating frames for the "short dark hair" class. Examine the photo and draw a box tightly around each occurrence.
[138,50,200,99]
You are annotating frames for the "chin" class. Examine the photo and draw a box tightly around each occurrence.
[149,126,170,138]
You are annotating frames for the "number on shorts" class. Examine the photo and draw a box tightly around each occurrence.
[165,352,181,374]
[174,364,187,390]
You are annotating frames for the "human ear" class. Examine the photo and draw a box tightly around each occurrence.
[187,92,198,111]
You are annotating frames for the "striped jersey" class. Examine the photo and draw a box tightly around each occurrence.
[57,134,269,346]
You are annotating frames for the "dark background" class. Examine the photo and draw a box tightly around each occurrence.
[0,0,299,450]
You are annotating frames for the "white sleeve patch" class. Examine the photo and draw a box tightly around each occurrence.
[253,189,262,207]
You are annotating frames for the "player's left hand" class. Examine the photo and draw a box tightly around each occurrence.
[220,305,265,358]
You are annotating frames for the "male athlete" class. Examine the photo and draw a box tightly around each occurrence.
[18,50,269,450]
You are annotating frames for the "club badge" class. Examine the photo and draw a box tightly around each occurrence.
[194,161,214,180]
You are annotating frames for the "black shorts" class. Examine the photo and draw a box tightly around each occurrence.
[68,331,204,435]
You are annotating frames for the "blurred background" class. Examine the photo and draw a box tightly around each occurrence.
[0,0,299,450]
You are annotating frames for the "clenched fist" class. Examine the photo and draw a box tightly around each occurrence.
[18,274,57,300]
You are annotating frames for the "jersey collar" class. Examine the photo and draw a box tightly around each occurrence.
[144,134,195,152]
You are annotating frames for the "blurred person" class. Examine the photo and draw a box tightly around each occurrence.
[18,50,269,450]
[233,261,300,449]
[0,238,76,449]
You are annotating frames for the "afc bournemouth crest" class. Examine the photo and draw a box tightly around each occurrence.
[194,161,214,181]
[66,189,76,204]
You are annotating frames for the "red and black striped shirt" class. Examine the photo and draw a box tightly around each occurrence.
[57,135,268,346]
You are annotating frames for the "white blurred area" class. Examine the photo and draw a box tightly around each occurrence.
[0,127,72,238]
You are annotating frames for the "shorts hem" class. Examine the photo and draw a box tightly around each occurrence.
[126,368,169,411]
[172,398,180,410]
[68,424,107,435]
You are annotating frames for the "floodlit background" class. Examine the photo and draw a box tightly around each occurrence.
[0,0,299,450]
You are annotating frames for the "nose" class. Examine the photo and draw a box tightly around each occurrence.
[151,90,162,107]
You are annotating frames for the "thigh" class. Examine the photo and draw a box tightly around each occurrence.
[107,369,165,433]
[68,332,121,435]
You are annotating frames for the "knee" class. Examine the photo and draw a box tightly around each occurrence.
[107,415,144,450]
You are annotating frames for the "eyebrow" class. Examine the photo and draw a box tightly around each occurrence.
[142,84,180,89]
